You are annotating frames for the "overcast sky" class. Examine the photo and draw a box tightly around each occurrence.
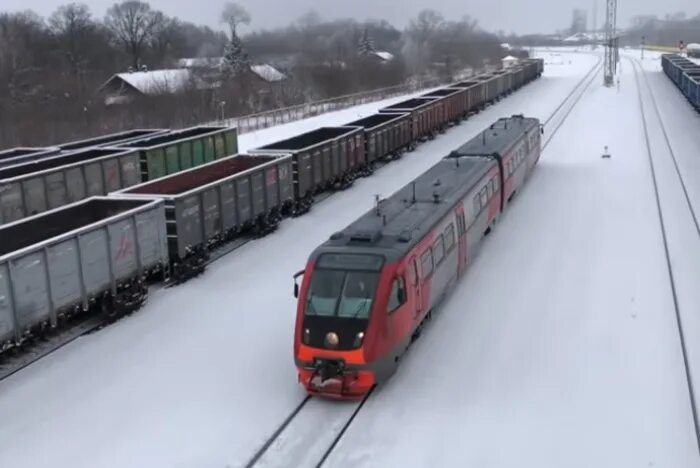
[3,0,699,35]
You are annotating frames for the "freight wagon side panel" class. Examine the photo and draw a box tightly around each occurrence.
[120,152,141,188]
[204,136,216,162]
[354,133,364,166]
[0,263,15,343]
[146,148,167,180]
[225,129,238,155]
[201,188,222,241]
[103,158,122,193]
[109,219,139,279]
[46,172,68,210]
[264,166,280,210]
[47,238,83,310]
[295,152,313,199]
[175,196,205,259]
[85,162,105,196]
[12,252,50,330]
[236,177,253,225]
[220,181,238,230]
[251,171,265,217]
[192,140,205,166]
[135,206,168,269]
[278,159,293,203]
[214,133,226,158]
[321,146,332,182]
[79,229,112,294]
[179,141,193,171]
[65,167,87,203]
[1,182,25,224]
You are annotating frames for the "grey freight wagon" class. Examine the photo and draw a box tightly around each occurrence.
[0,147,61,169]
[0,147,141,225]
[448,80,488,112]
[116,125,238,181]
[249,126,364,214]
[0,197,168,350]
[344,113,413,164]
[111,154,293,280]
[420,88,470,125]
[58,128,168,151]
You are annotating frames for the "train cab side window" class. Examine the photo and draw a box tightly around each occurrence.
[433,236,445,265]
[458,213,466,235]
[494,177,499,190]
[473,196,481,214]
[444,224,455,251]
[486,183,492,198]
[387,276,406,314]
[480,188,488,206]
[420,250,433,277]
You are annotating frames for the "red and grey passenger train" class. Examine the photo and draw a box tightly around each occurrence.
[293,115,543,399]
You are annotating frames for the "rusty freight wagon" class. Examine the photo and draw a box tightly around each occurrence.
[111,154,293,280]
[344,113,413,165]
[0,147,141,225]
[378,97,443,141]
[0,197,168,351]
[248,126,364,214]
[116,125,238,181]
[420,87,470,124]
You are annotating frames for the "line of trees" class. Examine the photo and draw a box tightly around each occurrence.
[0,2,506,149]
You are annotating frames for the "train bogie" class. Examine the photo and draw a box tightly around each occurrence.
[0,197,168,349]
[112,154,293,280]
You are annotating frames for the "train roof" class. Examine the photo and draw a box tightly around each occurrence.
[314,114,540,262]
[453,115,539,157]
[317,155,493,260]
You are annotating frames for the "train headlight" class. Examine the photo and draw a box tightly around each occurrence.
[303,328,310,344]
[325,332,339,348]
[354,331,365,348]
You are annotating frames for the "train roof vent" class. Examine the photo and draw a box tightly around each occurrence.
[348,230,382,244]
[397,230,412,242]
[329,231,343,240]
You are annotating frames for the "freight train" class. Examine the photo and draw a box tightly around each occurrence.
[292,114,543,399]
[0,58,543,353]
[661,54,700,111]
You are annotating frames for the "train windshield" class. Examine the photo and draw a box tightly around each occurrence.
[304,254,383,319]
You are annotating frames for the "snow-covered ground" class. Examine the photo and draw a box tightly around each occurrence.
[322,52,699,468]
[2,50,697,468]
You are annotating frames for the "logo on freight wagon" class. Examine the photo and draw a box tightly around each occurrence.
[266,168,276,186]
[115,232,132,260]
[181,205,200,217]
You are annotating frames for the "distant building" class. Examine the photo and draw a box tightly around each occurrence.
[98,68,213,105]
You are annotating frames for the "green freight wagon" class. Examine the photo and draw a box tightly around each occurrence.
[116,125,238,181]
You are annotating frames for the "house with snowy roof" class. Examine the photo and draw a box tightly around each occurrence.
[98,68,215,105]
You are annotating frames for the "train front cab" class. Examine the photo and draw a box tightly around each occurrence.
[293,249,420,400]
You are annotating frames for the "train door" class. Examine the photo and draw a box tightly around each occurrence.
[409,256,422,323]
[456,209,468,276]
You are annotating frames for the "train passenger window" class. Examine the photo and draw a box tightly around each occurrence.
[493,177,499,190]
[387,276,406,313]
[489,179,496,193]
[480,188,488,206]
[473,196,481,214]
[420,250,433,277]
[433,236,445,265]
[444,224,455,251]
[486,183,492,198]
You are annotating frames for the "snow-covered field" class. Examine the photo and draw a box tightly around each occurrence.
[1,50,698,468]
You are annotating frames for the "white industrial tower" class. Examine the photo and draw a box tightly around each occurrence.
[603,0,618,86]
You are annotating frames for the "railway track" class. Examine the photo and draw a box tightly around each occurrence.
[630,57,700,453]
[0,55,598,384]
[243,390,373,468]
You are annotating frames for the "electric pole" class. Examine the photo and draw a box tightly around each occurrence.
[641,35,645,60]
[603,0,618,86]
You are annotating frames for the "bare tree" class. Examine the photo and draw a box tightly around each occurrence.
[105,1,163,69]
[220,2,250,39]
[49,3,95,80]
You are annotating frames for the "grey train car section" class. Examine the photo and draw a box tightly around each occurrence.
[111,154,293,280]
[0,147,140,226]
[0,197,168,348]
[344,113,413,163]
[249,126,365,213]
[0,147,62,169]
[58,128,169,152]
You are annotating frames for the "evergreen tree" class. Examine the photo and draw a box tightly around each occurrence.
[223,33,250,76]
[357,28,376,56]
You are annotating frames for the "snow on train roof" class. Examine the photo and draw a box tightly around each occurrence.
[321,155,493,256]
[454,115,539,157]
